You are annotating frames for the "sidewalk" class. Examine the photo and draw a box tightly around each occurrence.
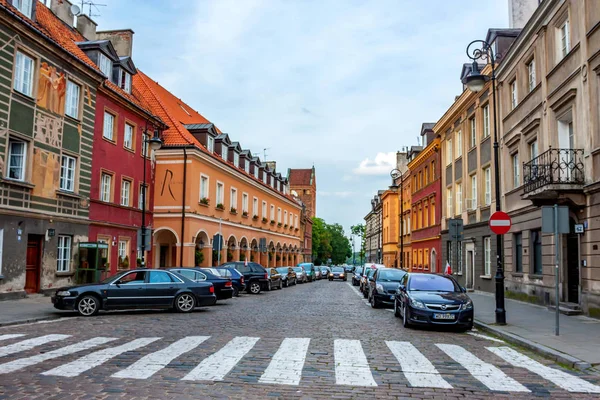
[0,294,68,326]
[471,291,600,370]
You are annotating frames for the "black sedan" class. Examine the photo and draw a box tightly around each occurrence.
[352,266,363,286]
[367,268,406,308]
[51,269,216,316]
[275,267,297,287]
[169,268,234,300]
[394,273,474,331]
[328,266,346,281]
[215,266,245,297]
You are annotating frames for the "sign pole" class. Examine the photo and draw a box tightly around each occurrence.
[218,218,222,265]
[554,204,560,336]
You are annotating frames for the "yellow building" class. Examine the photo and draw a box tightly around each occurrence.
[381,188,399,267]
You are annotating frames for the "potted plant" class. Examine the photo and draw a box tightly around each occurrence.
[195,250,204,266]
[242,211,248,217]
[284,224,288,228]
[262,217,268,223]
[270,219,275,225]
[253,214,259,220]
[240,253,246,261]
[136,258,142,267]
[277,222,282,227]
[200,197,210,206]
[122,256,130,269]
[216,203,224,210]
[227,251,233,261]
[250,254,255,261]
[230,207,237,214]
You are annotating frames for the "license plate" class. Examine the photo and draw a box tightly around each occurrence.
[390,295,395,300]
[433,313,455,320]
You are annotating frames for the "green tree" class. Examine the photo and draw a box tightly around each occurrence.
[312,217,332,265]
[326,223,351,264]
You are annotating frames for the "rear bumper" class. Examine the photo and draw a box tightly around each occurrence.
[216,288,234,300]
[196,294,217,307]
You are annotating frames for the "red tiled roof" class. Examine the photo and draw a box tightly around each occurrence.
[289,169,313,186]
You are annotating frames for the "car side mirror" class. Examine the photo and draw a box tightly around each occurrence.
[461,286,467,293]
[398,284,405,292]
[369,277,375,282]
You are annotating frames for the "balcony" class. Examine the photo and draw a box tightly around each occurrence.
[522,148,585,202]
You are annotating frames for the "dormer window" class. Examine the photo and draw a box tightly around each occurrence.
[207,136,214,153]
[98,53,112,77]
[13,0,33,19]
[254,165,259,179]
[271,176,275,189]
[244,159,249,173]
[233,152,239,168]
[120,69,131,93]
[262,171,267,184]
[221,145,228,161]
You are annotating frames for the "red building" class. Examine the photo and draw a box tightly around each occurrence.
[407,124,442,273]
[79,29,166,274]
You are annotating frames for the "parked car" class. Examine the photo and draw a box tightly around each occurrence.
[367,267,407,308]
[328,266,347,281]
[220,261,269,294]
[170,268,233,300]
[315,269,322,280]
[394,273,474,331]
[344,265,354,273]
[293,266,308,283]
[352,266,363,286]
[266,268,284,290]
[215,266,245,297]
[297,262,316,282]
[320,266,331,279]
[359,266,374,295]
[276,267,297,287]
[52,269,216,316]
[362,267,379,298]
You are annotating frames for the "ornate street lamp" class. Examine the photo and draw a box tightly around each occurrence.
[140,128,163,268]
[462,40,506,325]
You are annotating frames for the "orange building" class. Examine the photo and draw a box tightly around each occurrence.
[381,188,399,267]
[399,169,411,270]
[133,72,303,268]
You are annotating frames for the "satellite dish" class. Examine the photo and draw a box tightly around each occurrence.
[70,4,81,16]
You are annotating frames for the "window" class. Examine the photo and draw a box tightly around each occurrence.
[262,201,267,218]
[262,171,267,184]
[271,176,275,189]
[559,19,570,59]
[423,201,429,227]
[469,118,476,147]
[512,153,520,188]
[456,182,462,214]
[456,130,462,157]
[510,79,518,109]
[230,188,237,209]
[289,212,293,226]
[7,139,26,181]
[124,123,134,150]
[418,171,422,189]
[142,133,150,157]
[221,145,228,161]
[120,69,131,93]
[446,138,453,165]
[470,174,477,209]
[431,161,435,181]
[484,236,491,276]
[527,59,536,92]
[531,229,543,275]
[98,52,112,77]
[514,233,523,273]
[254,165,259,179]
[295,215,298,228]
[430,198,435,225]
[103,111,115,141]
[216,182,224,205]
[207,136,214,152]
[529,140,538,161]
[118,240,128,263]
[138,184,146,209]
[100,173,112,202]
[121,179,131,206]
[424,166,429,185]
[233,152,239,168]
[59,155,76,192]
[284,210,288,225]
[483,104,490,138]
[242,193,248,213]
[270,204,275,220]
[244,159,249,173]
[253,197,258,216]
[446,187,453,216]
[65,80,80,118]
[57,235,72,272]
[13,51,34,96]
[200,175,209,200]
[14,0,33,18]
[484,167,491,205]
[277,208,282,223]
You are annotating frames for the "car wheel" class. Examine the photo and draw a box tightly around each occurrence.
[174,293,196,313]
[394,300,400,318]
[248,282,261,294]
[232,286,239,297]
[371,295,380,309]
[363,290,368,299]
[267,281,272,291]
[76,295,100,317]
[402,304,411,328]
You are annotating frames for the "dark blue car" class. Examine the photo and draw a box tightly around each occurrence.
[215,266,245,296]
[169,268,234,300]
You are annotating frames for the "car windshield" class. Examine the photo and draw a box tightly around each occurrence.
[408,275,459,292]
[293,267,304,273]
[276,267,289,273]
[377,269,405,282]
[367,269,377,278]
[332,267,344,272]
[355,267,363,274]
[203,268,221,276]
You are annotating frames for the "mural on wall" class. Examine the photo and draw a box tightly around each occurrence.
[34,112,62,147]
[31,148,60,199]
[36,62,66,115]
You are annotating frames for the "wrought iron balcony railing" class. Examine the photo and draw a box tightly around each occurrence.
[523,148,584,194]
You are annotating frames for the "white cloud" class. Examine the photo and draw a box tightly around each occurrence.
[353,152,397,176]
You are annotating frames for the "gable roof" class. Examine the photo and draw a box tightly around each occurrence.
[288,169,313,186]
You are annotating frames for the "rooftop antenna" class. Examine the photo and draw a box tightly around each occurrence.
[263,148,270,161]
[81,0,106,18]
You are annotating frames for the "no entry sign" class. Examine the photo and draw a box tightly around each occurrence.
[489,211,512,235]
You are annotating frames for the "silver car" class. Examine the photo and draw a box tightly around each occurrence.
[293,266,308,283]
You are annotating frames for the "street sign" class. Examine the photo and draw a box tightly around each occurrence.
[489,211,512,235]
[212,234,223,251]
[448,218,464,240]
[574,224,584,234]
[541,206,569,234]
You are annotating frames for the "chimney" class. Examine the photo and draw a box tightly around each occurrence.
[508,0,539,29]
[50,0,76,27]
[96,29,135,57]
[266,161,277,172]
[76,14,97,41]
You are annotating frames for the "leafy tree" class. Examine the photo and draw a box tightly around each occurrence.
[311,217,351,265]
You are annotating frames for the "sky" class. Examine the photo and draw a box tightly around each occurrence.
[90,0,508,235]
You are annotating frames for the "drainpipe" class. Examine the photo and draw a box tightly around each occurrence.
[180,147,188,267]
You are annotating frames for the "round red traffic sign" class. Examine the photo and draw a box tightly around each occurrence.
[489,211,512,235]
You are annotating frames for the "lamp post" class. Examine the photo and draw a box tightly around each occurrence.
[140,128,163,268]
[462,40,506,325]
[351,236,356,266]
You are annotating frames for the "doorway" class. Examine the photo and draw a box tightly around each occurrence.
[159,245,169,268]
[566,218,579,303]
[25,235,43,293]
[430,249,437,273]
[465,246,475,290]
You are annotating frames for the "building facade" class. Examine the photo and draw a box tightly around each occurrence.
[407,124,442,273]
[381,187,398,267]
[288,167,316,219]
[498,0,600,314]
[364,192,383,263]
[399,167,411,270]
[0,0,105,297]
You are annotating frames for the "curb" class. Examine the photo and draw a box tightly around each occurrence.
[0,316,59,328]
[474,320,592,372]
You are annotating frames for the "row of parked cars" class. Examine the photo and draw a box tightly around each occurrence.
[51,262,321,317]
[352,264,474,331]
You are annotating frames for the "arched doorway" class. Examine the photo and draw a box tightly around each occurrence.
[227,235,237,262]
[194,231,210,267]
[154,228,179,268]
[250,238,259,263]
[239,237,249,262]
[431,248,437,273]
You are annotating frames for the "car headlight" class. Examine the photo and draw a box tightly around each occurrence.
[461,300,473,310]
[375,284,384,292]
[56,291,72,297]
[409,297,426,309]
[340,274,344,277]
[329,273,333,277]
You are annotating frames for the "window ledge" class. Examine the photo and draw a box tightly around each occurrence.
[64,114,81,124]
[529,274,544,280]
[55,271,75,277]
[480,275,492,280]
[102,136,117,145]
[198,202,209,207]
[512,273,524,277]
[0,178,34,189]
[56,190,83,199]
[124,147,135,154]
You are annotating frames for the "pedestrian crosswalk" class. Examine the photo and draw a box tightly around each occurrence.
[0,333,598,394]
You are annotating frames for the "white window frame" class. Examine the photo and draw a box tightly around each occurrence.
[294,215,298,229]
[262,171,267,184]
[200,175,209,200]
[456,130,462,157]
[221,145,228,161]
[233,152,239,168]
[456,182,462,214]
[270,204,275,220]
[216,182,224,205]
[121,179,131,207]
[483,104,490,138]
[14,0,33,18]
[7,138,27,181]
[253,197,258,216]
[138,184,146,210]
[277,207,282,223]
[98,52,112,77]
[446,138,452,165]
[484,236,491,276]
[242,192,248,213]
[284,210,288,225]
[254,165,259,179]
[289,212,293,226]
[512,153,520,188]
[470,174,477,209]
[124,123,134,150]
[530,140,538,161]
[142,133,150,157]
[484,167,491,205]
[120,69,132,93]
[527,59,536,92]
[57,235,72,272]
[230,187,237,210]
[118,240,128,260]
[559,19,570,59]
[262,201,267,218]
[65,80,80,119]
[244,159,249,173]
[100,173,112,202]
[103,111,115,141]
[511,79,518,109]
[207,136,214,152]
[470,118,476,148]
[446,187,453,216]
[59,154,76,192]
[13,50,34,97]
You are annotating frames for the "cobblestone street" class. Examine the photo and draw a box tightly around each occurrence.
[0,280,598,399]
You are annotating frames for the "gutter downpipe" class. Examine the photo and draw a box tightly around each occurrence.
[180,146,188,267]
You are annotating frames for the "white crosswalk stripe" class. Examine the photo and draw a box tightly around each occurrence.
[386,341,452,389]
[0,334,25,342]
[334,339,377,387]
[182,336,260,381]
[437,344,529,392]
[259,338,310,385]
[0,334,70,358]
[112,336,210,380]
[488,346,600,393]
[41,337,160,377]
[0,337,117,374]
